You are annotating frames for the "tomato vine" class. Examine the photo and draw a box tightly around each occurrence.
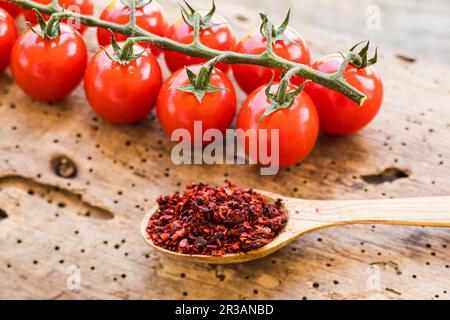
[7,0,373,105]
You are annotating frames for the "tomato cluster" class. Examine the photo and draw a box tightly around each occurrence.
[0,0,383,169]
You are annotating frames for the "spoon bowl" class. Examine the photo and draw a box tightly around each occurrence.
[141,190,450,264]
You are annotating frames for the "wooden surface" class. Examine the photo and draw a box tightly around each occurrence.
[1,0,450,300]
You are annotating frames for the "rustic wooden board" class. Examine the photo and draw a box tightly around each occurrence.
[1,0,450,300]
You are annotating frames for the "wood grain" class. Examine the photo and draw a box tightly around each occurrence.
[1,0,450,300]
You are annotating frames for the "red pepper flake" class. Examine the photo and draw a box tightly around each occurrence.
[146,182,287,256]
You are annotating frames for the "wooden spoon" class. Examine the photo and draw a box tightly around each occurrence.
[141,191,450,264]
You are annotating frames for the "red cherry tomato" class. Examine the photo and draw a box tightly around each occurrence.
[97,0,168,57]
[0,8,18,73]
[232,28,311,95]
[237,84,319,168]
[305,54,383,136]
[10,24,87,101]
[157,65,236,144]
[164,15,235,73]
[84,44,162,125]
[24,0,94,34]
[0,1,22,18]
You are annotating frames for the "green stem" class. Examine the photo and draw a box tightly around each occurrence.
[44,8,60,35]
[119,38,136,60]
[264,21,274,54]
[128,0,136,29]
[7,0,367,105]
[192,12,202,46]
[336,52,356,77]
[275,67,301,102]
[194,55,226,89]
[195,62,213,90]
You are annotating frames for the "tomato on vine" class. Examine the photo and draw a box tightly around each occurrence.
[164,1,236,73]
[97,0,168,57]
[84,35,162,125]
[10,14,87,101]
[232,11,311,95]
[24,0,94,34]
[157,60,236,145]
[0,1,22,18]
[305,42,383,136]
[237,78,319,168]
[0,8,18,74]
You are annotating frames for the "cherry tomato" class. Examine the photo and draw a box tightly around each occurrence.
[24,0,94,34]
[164,14,235,73]
[237,83,319,168]
[0,8,18,73]
[97,0,167,57]
[157,65,236,144]
[10,23,87,101]
[304,54,383,136]
[84,44,162,125]
[232,28,311,95]
[0,1,22,18]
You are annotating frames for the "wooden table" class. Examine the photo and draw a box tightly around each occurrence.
[1,0,449,300]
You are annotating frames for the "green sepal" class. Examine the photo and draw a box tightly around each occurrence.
[185,68,197,84]
[180,0,219,29]
[259,9,300,49]
[28,9,63,40]
[276,8,291,35]
[280,80,311,109]
[103,31,147,65]
[258,74,277,124]
[176,82,225,103]
[120,0,152,9]
[258,76,311,124]
[349,40,378,68]
[174,57,226,103]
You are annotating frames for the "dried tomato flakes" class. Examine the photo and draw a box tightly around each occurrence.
[146,182,287,256]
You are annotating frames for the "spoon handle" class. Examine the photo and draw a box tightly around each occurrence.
[293,196,450,228]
